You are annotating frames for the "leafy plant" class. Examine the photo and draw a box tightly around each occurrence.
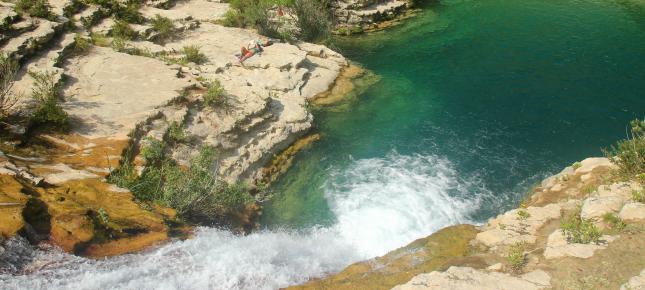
[506,242,526,272]
[28,71,69,131]
[632,190,645,203]
[98,208,110,224]
[111,20,137,40]
[572,161,582,170]
[150,14,174,43]
[517,209,531,220]
[203,79,226,107]
[604,119,645,180]
[141,137,165,166]
[0,54,22,120]
[73,34,92,54]
[167,121,187,143]
[15,0,53,19]
[181,45,208,65]
[560,209,602,244]
[90,33,111,47]
[602,212,626,231]
[293,0,331,41]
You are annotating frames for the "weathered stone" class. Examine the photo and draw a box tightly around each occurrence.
[580,196,624,220]
[543,229,615,259]
[621,268,645,290]
[391,267,551,290]
[574,157,615,174]
[619,202,645,222]
[476,204,561,247]
[0,175,29,238]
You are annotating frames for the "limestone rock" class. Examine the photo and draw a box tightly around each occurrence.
[619,202,645,221]
[543,229,615,259]
[62,47,191,139]
[580,196,624,220]
[621,268,645,290]
[573,157,615,174]
[475,204,561,247]
[391,267,551,290]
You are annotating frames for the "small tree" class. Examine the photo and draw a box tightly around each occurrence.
[293,0,331,42]
[0,54,22,120]
[604,119,645,179]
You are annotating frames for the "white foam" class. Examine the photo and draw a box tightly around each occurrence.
[0,152,481,290]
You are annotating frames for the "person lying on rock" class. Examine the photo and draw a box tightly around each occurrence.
[237,38,277,63]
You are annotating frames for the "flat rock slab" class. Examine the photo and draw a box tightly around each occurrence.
[392,267,551,290]
[63,47,191,139]
[580,195,624,220]
[171,0,229,21]
[619,202,645,221]
[475,204,561,247]
[621,268,645,290]
[543,229,615,259]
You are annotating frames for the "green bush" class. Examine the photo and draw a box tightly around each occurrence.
[203,79,226,107]
[505,242,526,272]
[111,20,137,40]
[604,119,645,180]
[73,34,92,54]
[602,212,626,231]
[632,190,645,203]
[167,121,187,143]
[221,9,245,27]
[141,137,165,166]
[16,0,53,19]
[560,209,602,244]
[114,3,144,24]
[517,209,530,220]
[150,14,174,43]
[28,71,69,131]
[572,161,582,170]
[181,45,208,65]
[293,0,331,41]
[0,54,22,120]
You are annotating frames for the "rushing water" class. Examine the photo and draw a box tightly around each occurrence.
[2,0,645,289]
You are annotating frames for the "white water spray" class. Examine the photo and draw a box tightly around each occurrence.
[0,152,483,290]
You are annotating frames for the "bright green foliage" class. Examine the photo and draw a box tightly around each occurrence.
[16,0,53,19]
[506,242,526,272]
[632,190,645,203]
[517,209,530,220]
[98,208,110,224]
[109,144,255,225]
[604,119,645,180]
[572,161,582,170]
[73,34,91,54]
[203,79,227,107]
[293,0,331,41]
[0,54,21,120]
[182,45,208,65]
[28,71,69,131]
[167,121,187,143]
[560,209,602,244]
[602,212,626,231]
[150,14,174,43]
[111,20,137,40]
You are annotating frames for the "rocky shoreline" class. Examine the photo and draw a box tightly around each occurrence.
[290,157,645,289]
[0,0,355,257]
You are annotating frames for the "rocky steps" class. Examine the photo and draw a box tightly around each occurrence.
[0,0,349,256]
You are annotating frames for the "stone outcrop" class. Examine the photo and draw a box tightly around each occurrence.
[332,0,414,34]
[543,229,615,259]
[392,267,551,290]
[1,0,349,257]
[622,269,645,290]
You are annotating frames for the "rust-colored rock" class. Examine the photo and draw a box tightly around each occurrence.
[0,175,29,238]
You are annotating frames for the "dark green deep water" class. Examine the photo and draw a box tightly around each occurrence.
[263,0,645,229]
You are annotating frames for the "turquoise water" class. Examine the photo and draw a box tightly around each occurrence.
[264,0,645,228]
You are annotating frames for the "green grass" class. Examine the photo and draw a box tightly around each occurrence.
[602,212,626,232]
[572,161,582,170]
[167,121,187,143]
[203,79,229,108]
[560,209,602,244]
[111,20,137,40]
[517,209,531,220]
[150,14,174,43]
[15,0,53,19]
[181,45,208,65]
[506,242,526,272]
[108,142,256,225]
[632,190,645,203]
[27,71,69,131]
[604,119,645,180]
[0,54,22,120]
[73,34,92,54]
